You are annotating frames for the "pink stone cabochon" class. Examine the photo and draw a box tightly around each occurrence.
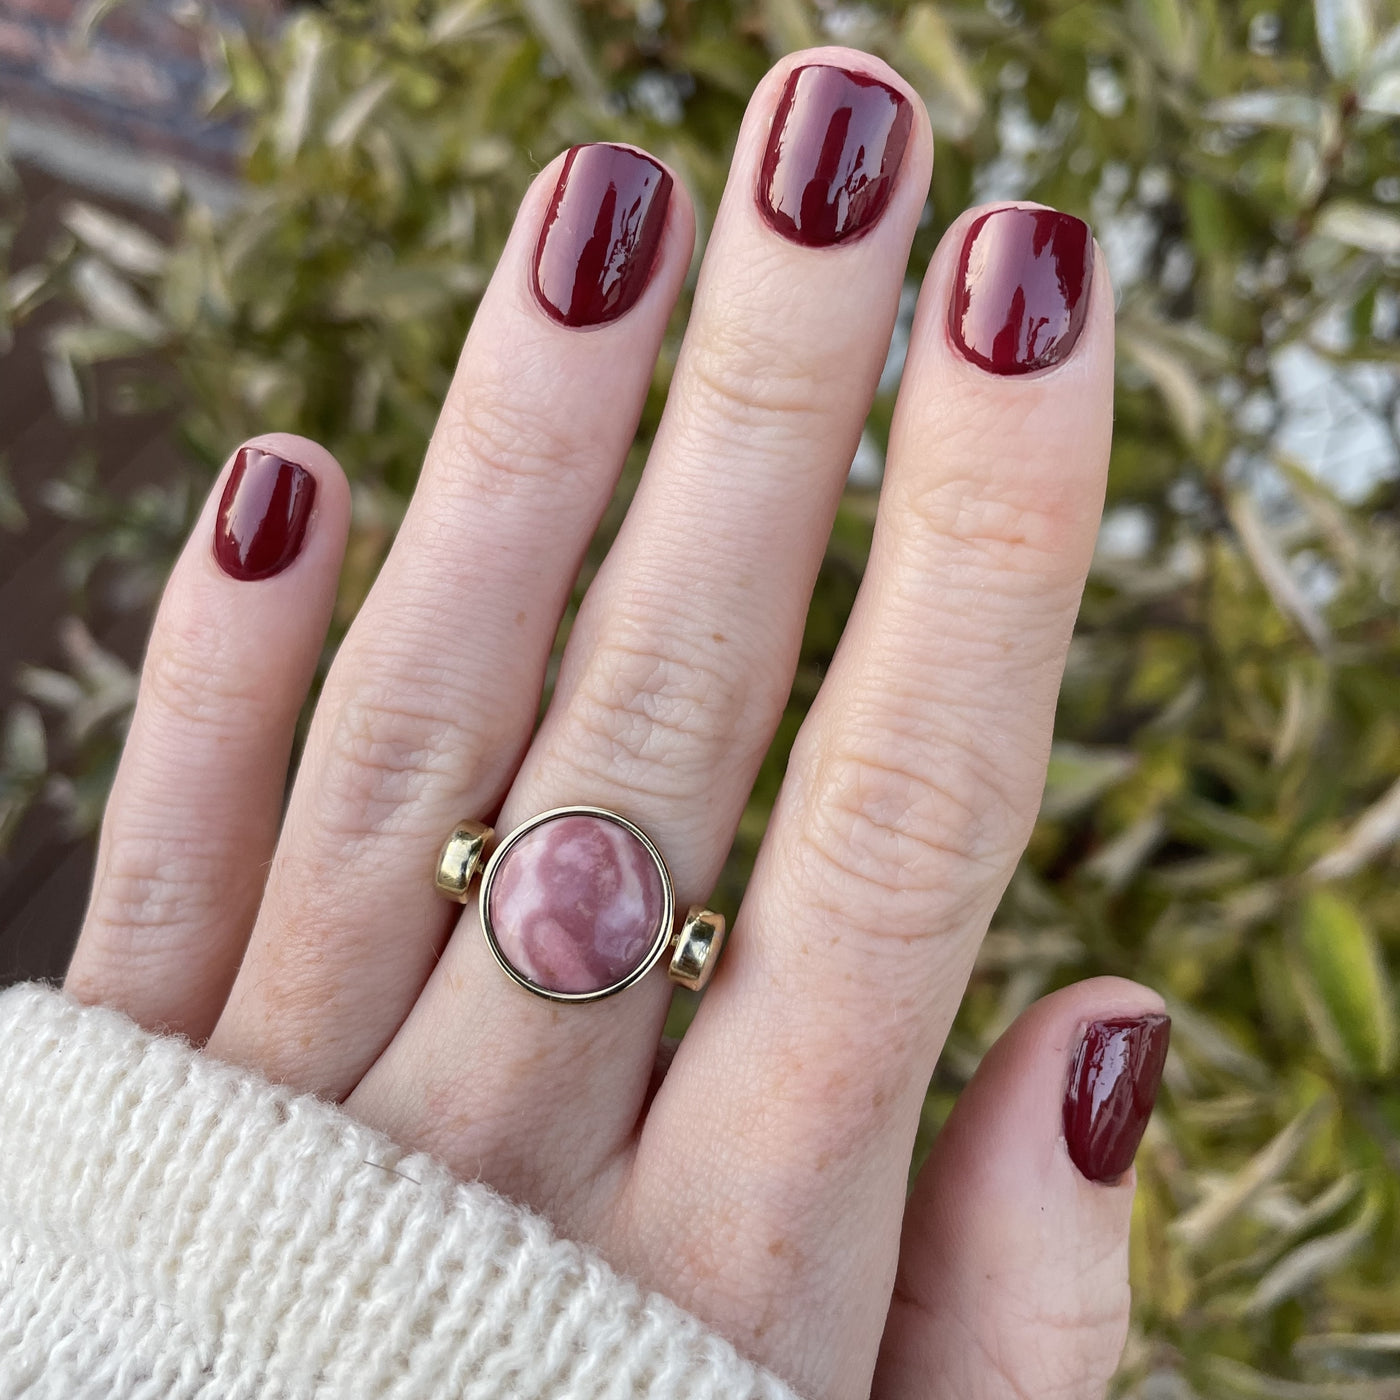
[485,813,668,995]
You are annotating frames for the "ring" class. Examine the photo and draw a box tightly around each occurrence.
[433,806,727,1003]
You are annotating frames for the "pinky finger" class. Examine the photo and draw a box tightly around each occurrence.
[65,434,349,1039]
[873,978,1170,1400]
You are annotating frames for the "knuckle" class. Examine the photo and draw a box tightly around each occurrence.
[975,1293,1127,1400]
[555,627,752,800]
[787,714,1026,929]
[434,386,583,503]
[899,1271,1127,1400]
[682,319,833,431]
[315,684,471,839]
[88,830,253,949]
[92,840,197,934]
[897,459,1089,586]
[142,630,265,734]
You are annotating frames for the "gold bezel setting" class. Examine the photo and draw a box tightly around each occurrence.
[477,805,677,1004]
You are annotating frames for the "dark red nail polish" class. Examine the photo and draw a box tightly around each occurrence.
[213,446,316,581]
[1064,1013,1170,1183]
[758,64,912,247]
[532,143,672,328]
[949,207,1094,374]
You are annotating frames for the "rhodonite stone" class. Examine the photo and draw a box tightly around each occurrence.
[487,814,667,994]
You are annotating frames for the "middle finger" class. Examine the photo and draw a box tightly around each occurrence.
[350,50,932,1215]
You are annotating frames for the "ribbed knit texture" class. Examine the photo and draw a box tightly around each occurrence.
[0,982,802,1400]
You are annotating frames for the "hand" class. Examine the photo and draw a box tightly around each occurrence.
[66,47,1168,1400]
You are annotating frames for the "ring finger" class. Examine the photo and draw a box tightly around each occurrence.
[348,50,933,1215]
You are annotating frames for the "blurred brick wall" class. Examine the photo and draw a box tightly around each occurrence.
[0,0,279,205]
[0,3,283,978]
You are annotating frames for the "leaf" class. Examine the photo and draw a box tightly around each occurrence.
[1120,331,1209,444]
[1359,67,1400,115]
[61,203,167,277]
[274,16,326,161]
[331,262,485,321]
[1313,200,1400,256]
[1285,135,1327,209]
[1039,743,1137,820]
[326,74,395,149]
[0,452,25,532]
[47,321,149,366]
[213,27,271,111]
[43,343,82,422]
[1171,1103,1326,1249]
[517,0,606,105]
[1273,663,1325,767]
[1205,91,1327,135]
[60,618,132,696]
[1084,812,1166,890]
[1361,19,1400,76]
[1295,1333,1400,1359]
[2,703,46,779]
[429,1,508,44]
[1271,454,1365,572]
[1266,1171,1364,1243]
[1227,494,1331,654]
[976,927,1083,970]
[1314,0,1374,80]
[1310,774,1400,879]
[1164,997,1272,1085]
[1246,1191,1381,1314]
[69,259,165,343]
[1205,1356,1400,1399]
[758,0,820,55]
[900,6,984,140]
[1292,890,1397,1078]
[68,0,128,47]
[17,666,84,711]
[7,264,50,315]
[1134,0,1197,77]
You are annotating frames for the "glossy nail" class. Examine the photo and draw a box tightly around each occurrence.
[949,207,1094,374]
[1063,1013,1170,1184]
[758,64,912,247]
[213,446,316,581]
[532,143,672,328]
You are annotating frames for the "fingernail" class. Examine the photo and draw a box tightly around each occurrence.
[949,207,1094,374]
[758,64,912,247]
[532,143,672,328]
[1063,1013,1170,1184]
[213,446,316,581]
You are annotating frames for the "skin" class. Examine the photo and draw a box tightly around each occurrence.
[65,47,1162,1400]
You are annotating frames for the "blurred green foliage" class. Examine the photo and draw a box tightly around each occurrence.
[3,0,1400,1393]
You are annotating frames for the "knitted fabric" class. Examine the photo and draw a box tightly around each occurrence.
[0,982,802,1400]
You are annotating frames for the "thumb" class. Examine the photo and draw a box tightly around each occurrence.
[873,977,1170,1400]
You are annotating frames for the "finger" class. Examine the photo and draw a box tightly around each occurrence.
[350,50,932,1208]
[639,205,1114,1395]
[874,979,1170,1400]
[210,145,695,1094]
[65,435,349,1039]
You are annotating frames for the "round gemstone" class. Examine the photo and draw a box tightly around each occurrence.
[486,813,667,995]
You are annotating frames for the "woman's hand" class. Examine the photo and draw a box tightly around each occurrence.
[64,47,1167,1400]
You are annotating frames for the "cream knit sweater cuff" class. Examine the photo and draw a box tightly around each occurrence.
[0,982,801,1400]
